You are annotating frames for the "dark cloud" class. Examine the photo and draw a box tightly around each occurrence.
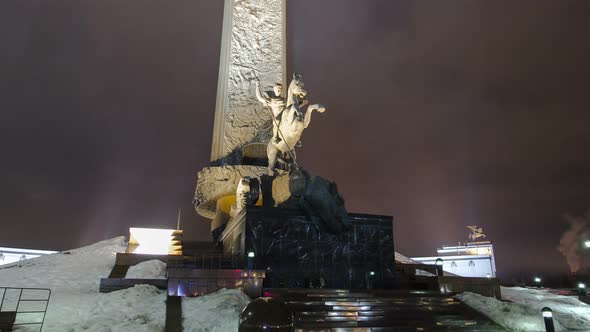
[1,0,589,278]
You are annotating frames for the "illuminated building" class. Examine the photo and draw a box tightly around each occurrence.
[411,241,497,278]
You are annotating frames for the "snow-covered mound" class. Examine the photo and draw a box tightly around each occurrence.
[126,260,167,279]
[63,285,166,332]
[0,237,168,332]
[0,237,251,331]
[457,292,566,331]
[183,288,251,332]
[458,286,590,331]
[0,237,126,292]
[502,287,590,330]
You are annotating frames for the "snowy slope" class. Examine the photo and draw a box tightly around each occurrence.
[457,292,566,331]
[183,289,250,332]
[126,260,167,279]
[0,237,250,332]
[0,237,167,332]
[502,287,590,330]
[457,286,590,331]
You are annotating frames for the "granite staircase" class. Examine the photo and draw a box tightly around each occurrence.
[265,289,505,332]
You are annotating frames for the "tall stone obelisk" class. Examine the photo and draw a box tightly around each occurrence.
[195,0,287,235]
[210,0,287,162]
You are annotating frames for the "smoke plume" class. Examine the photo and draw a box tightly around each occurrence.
[557,211,590,273]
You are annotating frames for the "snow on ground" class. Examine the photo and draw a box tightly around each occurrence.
[126,260,167,279]
[0,237,251,331]
[457,286,590,331]
[0,237,167,332]
[502,287,590,330]
[182,289,250,332]
[457,291,566,331]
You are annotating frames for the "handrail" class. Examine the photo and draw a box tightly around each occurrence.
[0,286,51,331]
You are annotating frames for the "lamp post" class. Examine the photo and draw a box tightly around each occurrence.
[578,282,587,296]
[435,258,444,277]
[542,307,555,332]
[247,251,255,270]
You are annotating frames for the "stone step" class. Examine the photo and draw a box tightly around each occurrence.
[296,326,505,332]
[267,288,506,331]
[287,304,463,313]
[295,320,505,331]
[282,297,458,303]
[264,288,445,298]
[297,310,465,319]
[296,314,498,324]
[286,300,459,306]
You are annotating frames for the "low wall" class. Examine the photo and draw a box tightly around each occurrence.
[406,276,501,299]
[438,276,501,299]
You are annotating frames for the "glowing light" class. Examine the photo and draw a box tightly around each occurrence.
[534,277,541,283]
[248,251,255,258]
[578,282,586,289]
[584,240,590,248]
[435,258,444,266]
[369,271,375,276]
[542,307,553,318]
[128,228,182,255]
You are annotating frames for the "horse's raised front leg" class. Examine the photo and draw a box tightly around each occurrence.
[304,104,326,129]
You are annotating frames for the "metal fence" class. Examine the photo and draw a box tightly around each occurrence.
[166,253,241,270]
[0,287,51,332]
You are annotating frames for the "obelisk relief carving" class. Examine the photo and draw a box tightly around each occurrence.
[210,0,287,163]
[195,0,287,235]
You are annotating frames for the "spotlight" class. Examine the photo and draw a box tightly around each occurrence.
[542,309,552,318]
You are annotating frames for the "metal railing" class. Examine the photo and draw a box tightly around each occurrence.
[167,253,241,270]
[0,287,51,331]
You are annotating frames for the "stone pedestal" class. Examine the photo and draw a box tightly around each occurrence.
[220,207,396,289]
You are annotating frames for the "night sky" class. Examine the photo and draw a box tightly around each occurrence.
[1,1,589,278]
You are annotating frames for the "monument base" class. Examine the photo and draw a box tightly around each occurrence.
[220,206,395,289]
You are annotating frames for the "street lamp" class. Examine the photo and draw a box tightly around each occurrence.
[435,258,444,277]
[577,282,587,297]
[247,251,255,270]
[542,307,555,332]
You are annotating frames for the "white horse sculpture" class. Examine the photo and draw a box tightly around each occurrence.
[267,74,326,175]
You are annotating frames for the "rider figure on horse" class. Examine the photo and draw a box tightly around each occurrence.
[255,81,285,144]
[255,81,307,144]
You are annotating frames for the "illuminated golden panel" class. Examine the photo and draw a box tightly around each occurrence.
[128,227,183,255]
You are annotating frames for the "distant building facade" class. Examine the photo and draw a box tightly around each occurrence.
[0,247,57,266]
[411,241,497,278]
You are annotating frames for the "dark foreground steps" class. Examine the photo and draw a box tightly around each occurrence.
[265,289,505,332]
